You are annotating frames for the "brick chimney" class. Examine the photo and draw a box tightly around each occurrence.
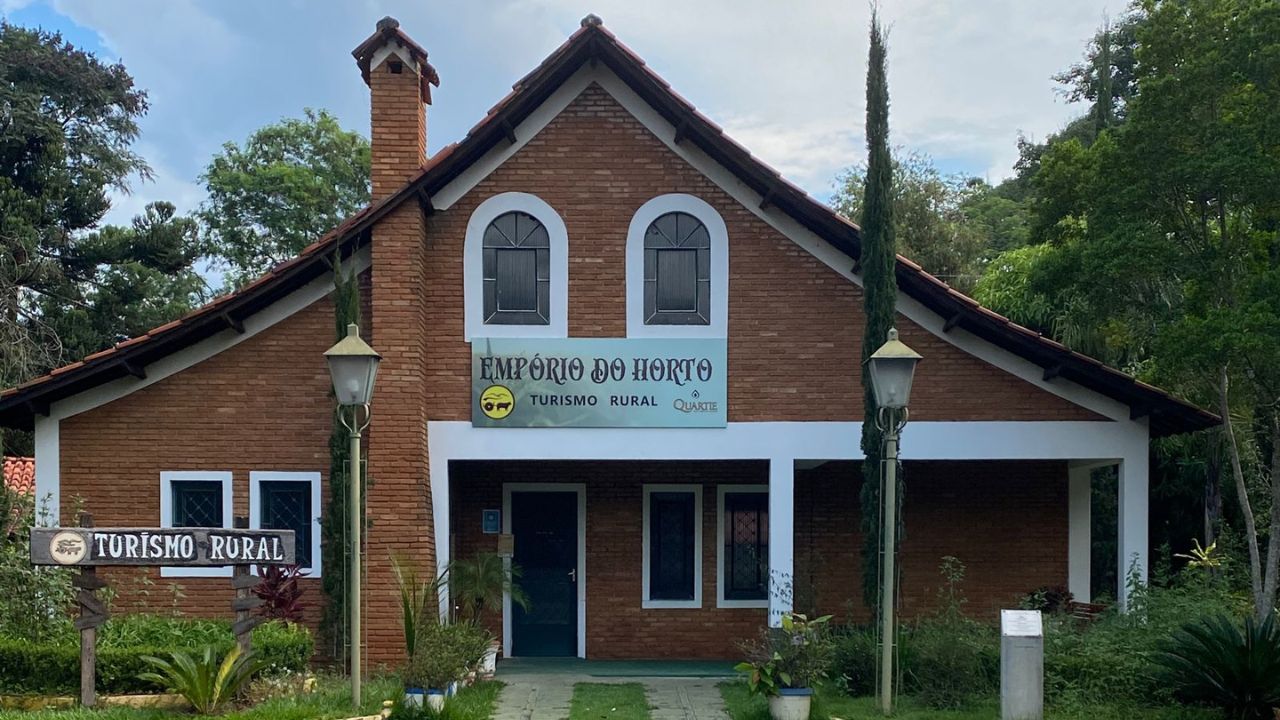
[352,16,440,199]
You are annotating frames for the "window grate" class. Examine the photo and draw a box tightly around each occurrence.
[724,492,768,601]
[172,480,223,528]
[260,481,312,568]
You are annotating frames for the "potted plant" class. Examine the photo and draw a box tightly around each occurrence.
[735,613,833,720]
[447,552,529,677]
[405,620,494,710]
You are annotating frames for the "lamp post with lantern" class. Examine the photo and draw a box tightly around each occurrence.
[866,327,922,716]
[324,323,381,707]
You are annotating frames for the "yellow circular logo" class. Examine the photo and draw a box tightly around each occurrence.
[479,385,515,420]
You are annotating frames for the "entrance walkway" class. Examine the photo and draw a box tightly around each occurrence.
[493,659,735,720]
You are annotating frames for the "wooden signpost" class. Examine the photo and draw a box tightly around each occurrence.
[31,520,294,707]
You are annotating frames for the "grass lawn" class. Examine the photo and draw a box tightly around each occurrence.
[718,681,1219,720]
[569,683,651,720]
[0,676,501,720]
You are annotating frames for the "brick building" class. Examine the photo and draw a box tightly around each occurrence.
[0,16,1216,664]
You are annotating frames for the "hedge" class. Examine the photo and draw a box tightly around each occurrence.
[0,620,314,695]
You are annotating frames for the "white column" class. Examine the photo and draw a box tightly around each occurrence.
[33,416,60,525]
[430,460,450,620]
[768,457,795,627]
[1067,464,1092,602]
[1117,453,1149,610]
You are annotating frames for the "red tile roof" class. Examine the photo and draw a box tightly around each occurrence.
[0,15,1219,437]
[3,457,33,495]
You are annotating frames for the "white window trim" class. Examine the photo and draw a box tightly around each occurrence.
[717,484,770,609]
[249,471,323,578]
[159,471,233,578]
[626,194,729,338]
[464,192,569,340]
[641,483,703,609]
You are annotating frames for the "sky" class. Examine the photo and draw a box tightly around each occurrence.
[2,0,1120,228]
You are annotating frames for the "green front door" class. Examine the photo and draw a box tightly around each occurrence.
[510,491,578,656]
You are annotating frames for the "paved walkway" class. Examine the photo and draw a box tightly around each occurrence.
[492,663,732,720]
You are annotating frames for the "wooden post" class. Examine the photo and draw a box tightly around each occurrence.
[231,516,262,655]
[73,512,108,708]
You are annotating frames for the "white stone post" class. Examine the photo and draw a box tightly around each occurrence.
[768,457,795,627]
[1067,463,1092,602]
[1117,453,1149,609]
[431,462,451,620]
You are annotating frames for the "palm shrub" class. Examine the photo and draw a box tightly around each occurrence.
[1154,612,1280,720]
[139,644,265,714]
[448,552,528,625]
[392,554,445,661]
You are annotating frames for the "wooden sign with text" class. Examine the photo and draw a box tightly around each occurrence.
[30,527,295,567]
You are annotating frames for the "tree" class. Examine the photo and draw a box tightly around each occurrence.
[858,9,898,609]
[199,109,371,285]
[0,21,150,391]
[834,150,990,292]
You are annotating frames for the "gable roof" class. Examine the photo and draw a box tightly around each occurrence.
[0,16,1218,437]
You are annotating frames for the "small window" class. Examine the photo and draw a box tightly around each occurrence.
[172,481,224,528]
[644,212,710,325]
[722,492,768,601]
[160,471,232,579]
[642,485,702,608]
[251,472,322,576]
[483,211,550,325]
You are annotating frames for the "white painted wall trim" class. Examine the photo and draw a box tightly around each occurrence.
[427,420,1146,464]
[625,194,729,338]
[501,482,587,658]
[1067,464,1092,602]
[429,63,1135,424]
[33,416,60,526]
[463,192,569,340]
[641,483,704,609]
[159,471,234,578]
[716,484,769,609]
[1118,453,1149,609]
[249,471,323,578]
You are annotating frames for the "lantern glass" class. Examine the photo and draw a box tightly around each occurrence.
[868,355,918,409]
[327,354,380,406]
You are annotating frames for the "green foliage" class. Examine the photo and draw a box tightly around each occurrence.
[735,613,834,696]
[0,491,75,643]
[447,552,529,625]
[387,681,504,720]
[391,554,444,662]
[1154,613,1280,719]
[199,108,371,285]
[139,644,265,715]
[828,626,877,697]
[404,622,492,691]
[857,8,899,613]
[0,618,312,695]
[902,557,998,710]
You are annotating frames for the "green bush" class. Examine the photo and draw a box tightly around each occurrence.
[140,645,265,714]
[903,617,998,709]
[1153,612,1280,719]
[829,626,877,696]
[0,617,312,695]
[404,622,492,691]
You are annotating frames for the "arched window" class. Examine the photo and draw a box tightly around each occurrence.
[626,194,728,338]
[483,211,550,325]
[464,192,568,339]
[643,212,710,326]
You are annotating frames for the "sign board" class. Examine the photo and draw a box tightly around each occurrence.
[31,527,296,567]
[471,337,727,428]
[1000,609,1044,638]
[481,509,501,534]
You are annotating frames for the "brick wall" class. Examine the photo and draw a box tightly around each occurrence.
[369,55,426,199]
[450,459,1068,659]
[59,297,335,631]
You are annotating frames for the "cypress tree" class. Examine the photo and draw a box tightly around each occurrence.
[859,9,899,609]
[320,251,361,663]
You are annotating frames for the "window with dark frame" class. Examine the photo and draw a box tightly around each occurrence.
[648,491,697,601]
[643,211,710,325]
[171,480,223,528]
[723,492,768,601]
[259,481,313,569]
[482,211,551,325]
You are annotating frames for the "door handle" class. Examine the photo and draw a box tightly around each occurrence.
[568,569,576,582]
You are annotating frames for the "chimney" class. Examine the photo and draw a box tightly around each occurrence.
[352,17,440,199]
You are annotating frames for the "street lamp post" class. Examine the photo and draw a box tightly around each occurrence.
[325,323,381,708]
[866,327,922,716]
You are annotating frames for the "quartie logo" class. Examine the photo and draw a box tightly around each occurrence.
[673,389,718,414]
